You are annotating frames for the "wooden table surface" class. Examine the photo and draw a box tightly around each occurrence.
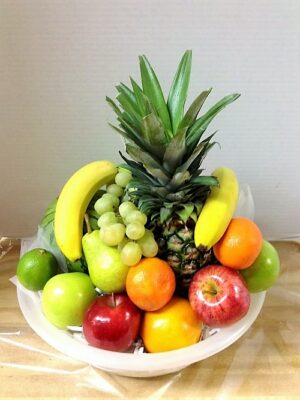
[0,238,300,399]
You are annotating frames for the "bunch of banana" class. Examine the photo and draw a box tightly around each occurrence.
[54,160,117,261]
[194,166,239,249]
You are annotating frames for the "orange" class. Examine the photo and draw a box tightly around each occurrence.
[213,217,263,270]
[125,257,175,311]
[141,297,202,353]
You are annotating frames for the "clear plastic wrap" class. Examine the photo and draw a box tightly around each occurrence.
[1,186,300,398]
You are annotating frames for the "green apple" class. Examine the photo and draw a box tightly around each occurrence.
[41,272,96,329]
[82,230,129,293]
[240,240,280,292]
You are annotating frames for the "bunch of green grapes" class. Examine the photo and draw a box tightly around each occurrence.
[94,169,158,266]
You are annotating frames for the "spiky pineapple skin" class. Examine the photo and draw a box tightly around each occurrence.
[154,217,213,295]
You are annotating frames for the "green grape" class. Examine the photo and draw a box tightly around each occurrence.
[138,236,159,258]
[102,192,120,208]
[119,201,136,218]
[100,223,126,246]
[126,222,145,240]
[121,242,142,266]
[115,170,132,188]
[144,229,155,238]
[138,230,154,244]
[97,212,117,228]
[94,197,114,215]
[117,237,130,252]
[124,210,147,226]
[106,184,124,198]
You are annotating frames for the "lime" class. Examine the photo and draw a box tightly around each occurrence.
[17,248,58,291]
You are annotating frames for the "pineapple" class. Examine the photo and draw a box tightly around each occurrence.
[106,50,240,292]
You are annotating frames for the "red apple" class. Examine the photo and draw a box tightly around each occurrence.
[188,264,250,327]
[83,294,141,352]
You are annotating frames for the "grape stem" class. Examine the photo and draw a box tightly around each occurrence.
[84,213,92,234]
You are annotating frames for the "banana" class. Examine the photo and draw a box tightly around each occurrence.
[54,160,117,261]
[194,166,239,249]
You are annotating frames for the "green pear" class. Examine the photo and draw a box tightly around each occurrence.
[82,230,129,293]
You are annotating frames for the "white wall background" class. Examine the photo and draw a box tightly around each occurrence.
[1,0,300,239]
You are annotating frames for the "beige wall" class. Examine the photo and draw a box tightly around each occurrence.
[1,0,300,239]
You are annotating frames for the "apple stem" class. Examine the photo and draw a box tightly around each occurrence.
[111,292,116,308]
[84,213,92,234]
[203,289,218,295]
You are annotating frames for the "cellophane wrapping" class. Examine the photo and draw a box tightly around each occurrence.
[1,184,300,398]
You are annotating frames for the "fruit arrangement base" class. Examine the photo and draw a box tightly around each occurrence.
[1,239,300,397]
[14,274,265,377]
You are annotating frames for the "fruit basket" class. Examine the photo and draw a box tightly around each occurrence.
[15,51,280,378]
[15,183,266,377]
[15,276,265,377]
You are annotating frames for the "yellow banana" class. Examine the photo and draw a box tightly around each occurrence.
[194,166,239,249]
[55,160,117,261]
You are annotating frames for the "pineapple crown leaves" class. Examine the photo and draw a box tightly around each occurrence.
[107,50,240,222]
[107,50,240,176]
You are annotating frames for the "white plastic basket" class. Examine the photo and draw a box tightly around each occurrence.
[15,183,265,377]
[15,278,265,377]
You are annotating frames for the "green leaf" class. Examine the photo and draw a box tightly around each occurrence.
[126,144,170,183]
[109,122,129,136]
[40,198,57,227]
[116,83,139,111]
[117,117,152,152]
[118,156,158,185]
[177,131,217,173]
[136,194,164,215]
[179,88,212,130]
[186,115,214,152]
[176,203,194,223]
[142,97,173,144]
[190,175,219,187]
[130,77,147,116]
[139,55,172,137]
[188,140,217,174]
[89,216,99,231]
[107,98,140,133]
[119,111,140,129]
[106,96,122,117]
[138,200,155,215]
[116,113,167,161]
[168,170,190,189]
[138,194,164,204]
[109,122,139,150]
[116,93,141,127]
[87,209,100,219]
[195,201,203,215]
[66,258,88,274]
[40,213,55,228]
[165,190,188,202]
[163,127,187,173]
[187,93,240,151]
[116,83,141,127]
[141,112,166,149]
[167,50,192,134]
[127,82,171,145]
[160,207,173,223]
